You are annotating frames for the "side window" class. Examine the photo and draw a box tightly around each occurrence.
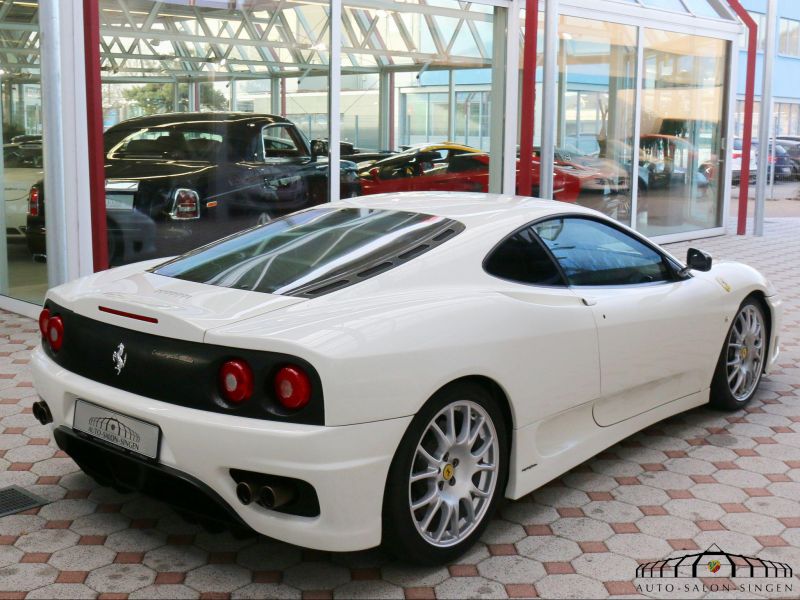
[484,226,564,286]
[447,155,487,174]
[379,162,413,179]
[263,125,302,158]
[533,217,672,286]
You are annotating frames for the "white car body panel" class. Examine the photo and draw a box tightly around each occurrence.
[48,258,305,343]
[32,346,410,551]
[32,192,782,551]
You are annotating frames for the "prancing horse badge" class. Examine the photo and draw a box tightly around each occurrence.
[112,343,127,375]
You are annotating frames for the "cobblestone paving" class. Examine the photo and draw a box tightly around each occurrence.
[1,219,799,599]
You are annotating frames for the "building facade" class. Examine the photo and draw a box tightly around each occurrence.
[0,0,745,316]
[736,0,800,137]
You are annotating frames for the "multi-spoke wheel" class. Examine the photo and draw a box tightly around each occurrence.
[711,299,768,410]
[383,383,507,564]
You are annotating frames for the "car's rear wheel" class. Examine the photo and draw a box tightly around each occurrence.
[710,299,767,410]
[382,383,508,564]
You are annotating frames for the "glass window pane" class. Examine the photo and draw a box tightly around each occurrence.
[0,0,48,304]
[780,19,791,54]
[791,20,800,57]
[642,0,690,13]
[153,208,463,296]
[682,0,723,19]
[533,217,671,286]
[342,1,507,197]
[89,0,331,267]
[637,30,727,237]
[555,17,638,225]
[484,226,564,286]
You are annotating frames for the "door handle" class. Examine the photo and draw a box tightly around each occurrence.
[581,297,597,306]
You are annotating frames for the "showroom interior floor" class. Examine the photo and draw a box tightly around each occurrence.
[1,219,799,599]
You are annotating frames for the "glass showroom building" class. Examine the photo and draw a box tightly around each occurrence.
[0,0,744,315]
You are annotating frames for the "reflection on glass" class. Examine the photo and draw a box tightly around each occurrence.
[637,30,727,236]
[340,0,507,196]
[59,0,338,266]
[0,1,48,304]
[553,17,637,224]
[154,208,461,296]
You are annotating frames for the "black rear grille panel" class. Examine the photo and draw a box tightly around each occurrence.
[43,301,324,425]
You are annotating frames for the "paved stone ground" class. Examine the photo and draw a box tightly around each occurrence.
[1,219,800,599]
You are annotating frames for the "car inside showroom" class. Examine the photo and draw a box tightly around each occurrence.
[2,0,800,598]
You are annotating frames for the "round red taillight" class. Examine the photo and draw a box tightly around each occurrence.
[38,308,50,337]
[219,359,254,404]
[47,316,64,352]
[274,366,311,410]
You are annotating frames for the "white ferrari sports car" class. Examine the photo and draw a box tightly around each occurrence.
[31,192,781,564]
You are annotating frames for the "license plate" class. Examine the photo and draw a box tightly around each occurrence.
[105,193,134,211]
[73,400,160,460]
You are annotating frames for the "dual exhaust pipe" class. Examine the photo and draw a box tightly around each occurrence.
[32,400,53,425]
[235,480,294,510]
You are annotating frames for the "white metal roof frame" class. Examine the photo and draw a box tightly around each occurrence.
[0,0,742,84]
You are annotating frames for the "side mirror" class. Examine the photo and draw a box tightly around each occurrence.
[686,248,712,272]
[369,167,379,180]
[310,139,329,158]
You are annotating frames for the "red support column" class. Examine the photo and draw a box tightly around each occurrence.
[82,0,108,271]
[518,0,539,196]
[727,1,758,236]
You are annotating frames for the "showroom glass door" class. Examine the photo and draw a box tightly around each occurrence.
[636,29,727,237]
[91,0,332,267]
[552,16,638,225]
[0,1,47,304]
[340,0,510,198]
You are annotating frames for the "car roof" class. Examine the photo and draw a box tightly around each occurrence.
[336,191,597,228]
[106,112,289,128]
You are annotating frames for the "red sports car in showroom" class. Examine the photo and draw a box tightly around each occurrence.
[358,149,580,202]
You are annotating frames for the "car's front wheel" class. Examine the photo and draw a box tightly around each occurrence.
[382,383,508,564]
[710,298,768,410]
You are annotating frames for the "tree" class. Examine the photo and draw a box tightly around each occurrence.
[122,82,228,113]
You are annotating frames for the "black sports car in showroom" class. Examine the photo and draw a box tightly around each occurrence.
[25,112,360,265]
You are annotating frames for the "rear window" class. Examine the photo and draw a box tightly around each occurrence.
[152,208,464,297]
[105,124,251,162]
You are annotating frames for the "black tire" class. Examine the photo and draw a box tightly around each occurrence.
[710,298,767,411]
[382,382,509,565]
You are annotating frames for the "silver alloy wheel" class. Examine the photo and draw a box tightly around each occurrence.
[726,304,766,402]
[408,400,499,548]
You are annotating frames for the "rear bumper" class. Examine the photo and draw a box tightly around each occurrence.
[53,426,246,528]
[32,347,412,552]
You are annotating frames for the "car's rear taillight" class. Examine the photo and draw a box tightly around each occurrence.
[46,315,64,352]
[172,189,200,220]
[274,366,311,410]
[219,359,254,404]
[28,187,40,217]
[38,308,50,337]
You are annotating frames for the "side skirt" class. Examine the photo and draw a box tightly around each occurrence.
[505,389,709,500]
